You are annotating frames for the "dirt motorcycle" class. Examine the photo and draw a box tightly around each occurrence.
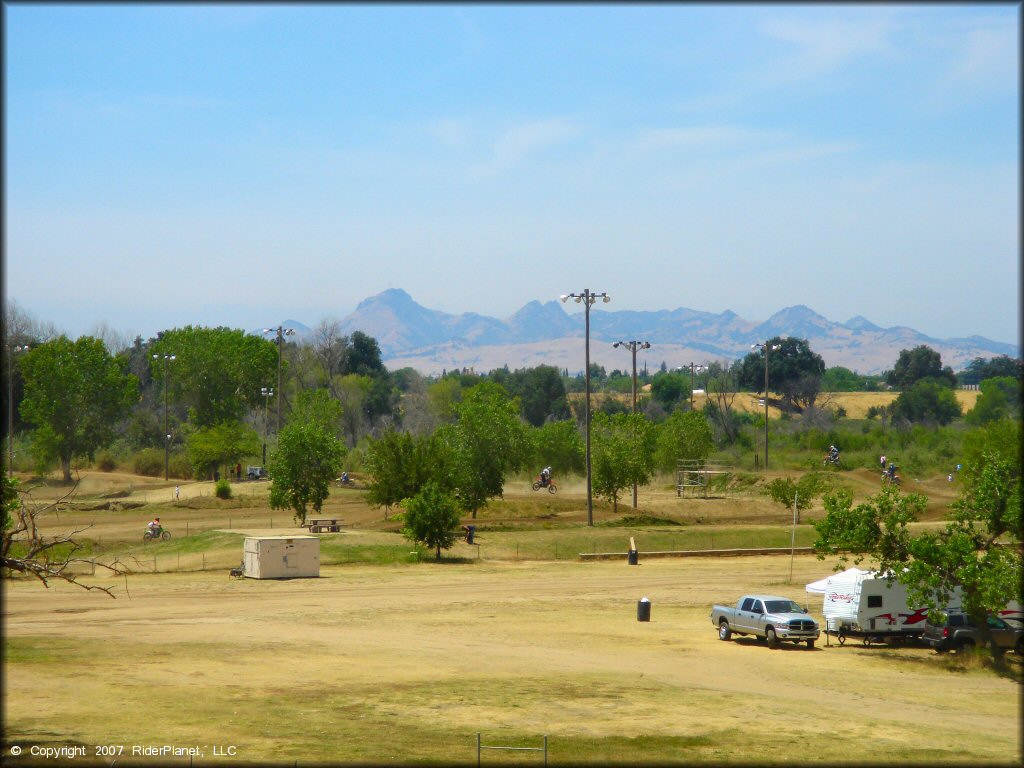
[822,452,841,467]
[531,477,557,494]
[880,471,902,488]
[143,526,172,543]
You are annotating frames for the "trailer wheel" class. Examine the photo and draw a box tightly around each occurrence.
[766,627,778,648]
[862,636,871,647]
[718,621,732,641]
[837,632,846,646]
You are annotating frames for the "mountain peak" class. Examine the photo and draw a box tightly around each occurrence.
[357,288,416,311]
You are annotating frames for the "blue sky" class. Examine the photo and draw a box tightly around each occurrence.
[5,4,1019,345]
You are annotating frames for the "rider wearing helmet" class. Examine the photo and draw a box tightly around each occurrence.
[540,466,552,487]
[828,445,840,462]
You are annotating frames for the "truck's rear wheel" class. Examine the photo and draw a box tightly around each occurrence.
[956,639,975,654]
[718,621,731,641]
[766,627,778,648]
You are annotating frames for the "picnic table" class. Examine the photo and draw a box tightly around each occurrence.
[305,518,343,533]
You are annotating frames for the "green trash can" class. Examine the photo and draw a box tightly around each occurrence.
[637,597,651,622]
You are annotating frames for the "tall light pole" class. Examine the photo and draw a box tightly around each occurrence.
[262,326,294,434]
[561,289,610,527]
[261,386,274,465]
[7,344,30,477]
[613,340,650,509]
[152,353,176,480]
[751,342,780,471]
[683,362,708,410]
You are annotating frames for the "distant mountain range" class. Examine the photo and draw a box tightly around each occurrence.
[264,289,1019,376]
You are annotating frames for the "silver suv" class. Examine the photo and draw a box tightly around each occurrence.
[923,613,1024,654]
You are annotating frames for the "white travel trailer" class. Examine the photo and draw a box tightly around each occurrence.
[243,535,320,579]
[806,568,954,645]
[806,568,1021,645]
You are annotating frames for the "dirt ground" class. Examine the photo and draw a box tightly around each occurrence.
[4,554,1021,766]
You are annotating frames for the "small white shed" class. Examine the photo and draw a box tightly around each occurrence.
[243,535,320,579]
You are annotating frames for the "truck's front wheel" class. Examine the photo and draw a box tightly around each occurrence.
[766,627,779,648]
[718,621,732,641]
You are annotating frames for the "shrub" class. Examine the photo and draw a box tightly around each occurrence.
[215,479,232,500]
[168,450,193,480]
[95,449,118,472]
[132,448,164,477]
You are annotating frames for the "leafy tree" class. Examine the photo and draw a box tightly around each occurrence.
[186,421,262,480]
[268,413,346,525]
[763,473,830,524]
[445,381,530,518]
[890,379,962,426]
[289,389,344,438]
[530,420,585,477]
[426,377,463,424]
[330,373,372,446]
[654,410,714,474]
[886,345,956,390]
[958,355,1023,386]
[364,429,451,516]
[590,411,656,513]
[346,331,388,377]
[400,481,462,560]
[151,327,278,428]
[650,371,689,411]
[814,451,1021,661]
[507,366,571,426]
[737,337,825,412]
[19,336,139,482]
[965,377,1022,425]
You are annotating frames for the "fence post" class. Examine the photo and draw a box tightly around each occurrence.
[202,552,205,571]
[154,556,157,573]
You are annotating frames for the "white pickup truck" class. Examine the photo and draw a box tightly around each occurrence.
[711,594,820,649]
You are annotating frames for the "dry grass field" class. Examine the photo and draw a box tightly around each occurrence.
[3,466,1021,767]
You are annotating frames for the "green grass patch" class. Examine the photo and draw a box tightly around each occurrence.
[600,514,683,527]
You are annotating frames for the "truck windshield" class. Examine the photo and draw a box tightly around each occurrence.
[765,600,805,614]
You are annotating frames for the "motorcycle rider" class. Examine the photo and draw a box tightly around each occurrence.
[885,462,898,480]
[539,466,552,487]
[827,444,840,463]
[147,517,161,534]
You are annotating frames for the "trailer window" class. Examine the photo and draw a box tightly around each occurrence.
[867,595,882,608]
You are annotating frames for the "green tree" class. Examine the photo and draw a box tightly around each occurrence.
[530,420,585,476]
[590,411,656,513]
[400,481,462,560]
[288,389,344,438]
[886,345,957,390]
[737,337,825,412]
[446,381,530,518]
[507,366,571,426]
[763,473,830,524]
[890,379,962,426]
[364,429,450,516]
[186,421,262,480]
[268,416,346,525]
[654,410,714,474]
[958,355,1023,386]
[152,327,278,428]
[19,336,139,482]
[965,377,1022,425]
[650,371,689,411]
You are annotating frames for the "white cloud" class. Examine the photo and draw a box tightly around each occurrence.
[758,11,897,81]
[473,117,582,176]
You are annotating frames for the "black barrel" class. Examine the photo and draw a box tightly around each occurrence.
[637,597,651,622]
[627,548,638,565]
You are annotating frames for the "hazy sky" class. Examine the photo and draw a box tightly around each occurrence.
[5,4,1020,345]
